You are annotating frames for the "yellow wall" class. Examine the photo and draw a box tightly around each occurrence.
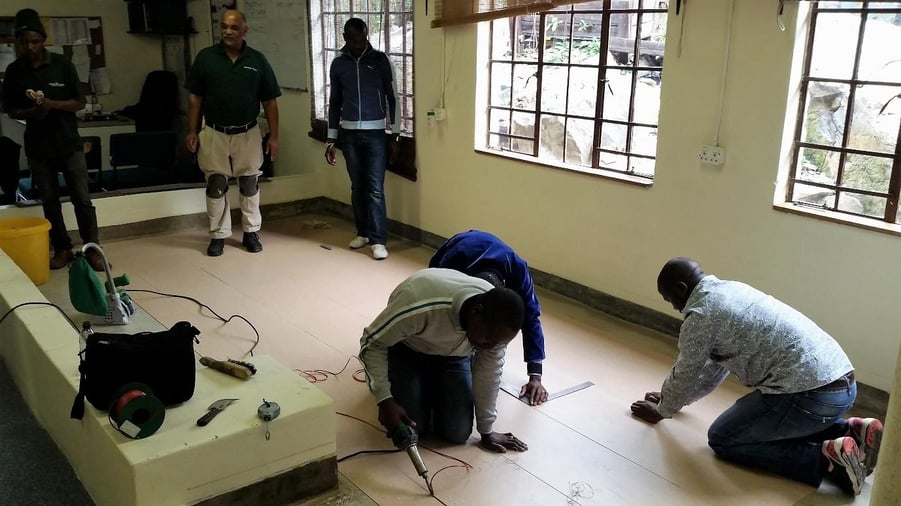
[3,0,898,391]
[367,0,895,391]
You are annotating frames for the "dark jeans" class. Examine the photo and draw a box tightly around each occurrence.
[387,343,474,444]
[30,151,98,251]
[339,128,387,245]
[707,375,856,487]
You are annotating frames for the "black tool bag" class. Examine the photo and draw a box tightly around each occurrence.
[70,321,200,419]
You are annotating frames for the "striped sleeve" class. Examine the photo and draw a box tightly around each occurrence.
[383,52,400,135]
[327,58,342,139]
[359,288,451,403]
[472,345,505,434]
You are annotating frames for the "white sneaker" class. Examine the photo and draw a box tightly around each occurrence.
[349,236,370,249]
[371,244,389,260]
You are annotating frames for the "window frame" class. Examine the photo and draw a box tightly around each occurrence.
[308,0,416,180]
[481,0,667,180]
[785,1,901,224]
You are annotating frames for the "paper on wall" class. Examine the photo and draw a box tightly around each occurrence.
[89,67,112,95]
[50,18,71,45]
[69,18,91,45]
[49,18,91,46]
[70,45,91,83]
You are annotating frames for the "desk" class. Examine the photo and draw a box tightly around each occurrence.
[0,114,136,172]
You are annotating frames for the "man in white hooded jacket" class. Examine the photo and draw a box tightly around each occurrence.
[360,268,528,453]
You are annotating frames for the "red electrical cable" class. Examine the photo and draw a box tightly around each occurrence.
[303,358,475,504]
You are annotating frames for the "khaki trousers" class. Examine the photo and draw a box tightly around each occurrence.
[198,125,263,239]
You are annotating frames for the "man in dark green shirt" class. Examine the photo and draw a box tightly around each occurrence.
[184,9,280,257]
[1,9,103,271]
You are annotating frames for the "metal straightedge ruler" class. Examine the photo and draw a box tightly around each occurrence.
[500,381,595,405]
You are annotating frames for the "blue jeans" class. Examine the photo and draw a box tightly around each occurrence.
[387,343,474,444]
[339,129,387,245]
[707,376,856,487]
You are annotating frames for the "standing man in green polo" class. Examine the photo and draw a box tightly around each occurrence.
[185,9,280,257]
[1,8,105,272]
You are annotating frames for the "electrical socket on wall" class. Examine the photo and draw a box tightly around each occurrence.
[427,108,447,122]
[698,145,725,166]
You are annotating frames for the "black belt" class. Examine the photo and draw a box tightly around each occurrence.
[209,120,257,135]
[816,371,855,391]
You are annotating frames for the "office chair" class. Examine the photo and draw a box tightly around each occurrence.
[117,70,179,132]
[109,131,177,189]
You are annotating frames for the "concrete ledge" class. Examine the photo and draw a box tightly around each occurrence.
[196,456,338,506]
[0,250,337,505]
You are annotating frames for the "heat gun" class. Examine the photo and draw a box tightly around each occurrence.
[391,423,430,488]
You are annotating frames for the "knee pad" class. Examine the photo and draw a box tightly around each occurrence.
[205,174,228,199]
[238,175,259,197]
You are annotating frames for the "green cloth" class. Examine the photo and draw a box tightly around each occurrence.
[68,255,107,317]
[1,51,84,160]
[184,41,281,127]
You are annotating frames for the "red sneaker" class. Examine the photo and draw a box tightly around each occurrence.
[821,437,865,496]
[847,417,883,476]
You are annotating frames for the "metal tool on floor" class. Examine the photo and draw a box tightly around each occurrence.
[391,423,430,493]
[500,381,595,405]
[196,398,237,426]
[68,242,135,325]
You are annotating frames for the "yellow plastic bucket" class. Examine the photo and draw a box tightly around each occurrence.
[0,217,51,285]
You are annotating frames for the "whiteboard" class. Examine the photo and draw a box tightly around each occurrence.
[240,0,308,91]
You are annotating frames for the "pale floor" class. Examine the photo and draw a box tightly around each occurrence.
[55,214,875,505]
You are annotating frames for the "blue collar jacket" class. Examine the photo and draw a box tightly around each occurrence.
[327,43,399,140]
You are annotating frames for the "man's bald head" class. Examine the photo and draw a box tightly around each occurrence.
[657,257,705,312]
[222,9,247,24]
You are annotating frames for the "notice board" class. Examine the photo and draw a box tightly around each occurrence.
[0,16,109,97]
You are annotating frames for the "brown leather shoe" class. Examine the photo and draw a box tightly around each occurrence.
[50,249,75,270]
[85,248,108,272]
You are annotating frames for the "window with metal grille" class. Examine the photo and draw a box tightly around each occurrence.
[483,0,668,179]
[787,1,901,223]
[309,0,414,137]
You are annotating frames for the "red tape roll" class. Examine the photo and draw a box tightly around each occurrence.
[114,389,146,416]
